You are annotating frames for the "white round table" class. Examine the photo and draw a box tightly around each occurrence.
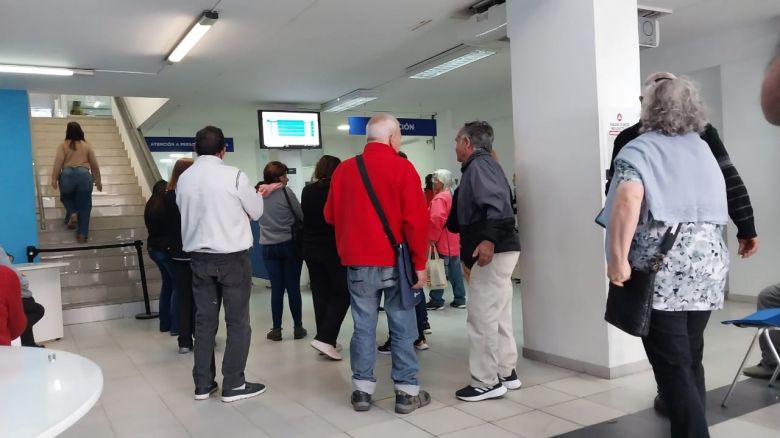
[0,347,103,438]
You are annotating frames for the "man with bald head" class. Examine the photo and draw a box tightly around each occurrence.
[762,50,780,125]
[325,114,431,414]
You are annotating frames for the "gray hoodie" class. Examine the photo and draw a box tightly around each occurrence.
[258,186,303,245]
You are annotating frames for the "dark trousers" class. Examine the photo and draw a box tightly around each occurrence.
[262,240,303,329]
[190,250,252,390]
[172,260,195,349]
[305,252,349,346]
[642,310,711,438]
[149,250,178,333]
[20,297,45,346]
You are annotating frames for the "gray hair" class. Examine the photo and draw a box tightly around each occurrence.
[432,169,454,190]
[640,77,708,135]
[457,121,494,152]
[366,113,400,143]
[642,71,677,89]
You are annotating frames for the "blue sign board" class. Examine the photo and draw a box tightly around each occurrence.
[145,136,235,153]
[347,117,437,137]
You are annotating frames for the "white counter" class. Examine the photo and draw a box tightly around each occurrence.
[15,262,68,343]
[0,347,103,438]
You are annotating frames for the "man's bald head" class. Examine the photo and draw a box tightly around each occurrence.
[762,55,780,126]
[366,114,402,152]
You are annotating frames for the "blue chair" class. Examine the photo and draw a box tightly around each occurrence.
[720,308,780,407]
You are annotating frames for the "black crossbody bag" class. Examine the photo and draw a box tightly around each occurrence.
[605,224,681,337]
[281,188,304,260]
[355,155,422,309]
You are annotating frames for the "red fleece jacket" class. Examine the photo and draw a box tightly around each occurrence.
[0,265,26,346]
[324,142,429,271]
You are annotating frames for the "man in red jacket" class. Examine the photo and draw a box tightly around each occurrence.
[0,265,27,346]
[325,113,431,415]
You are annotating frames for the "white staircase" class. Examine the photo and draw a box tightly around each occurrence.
[31,116,160,310]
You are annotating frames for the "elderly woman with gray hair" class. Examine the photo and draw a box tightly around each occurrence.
[426,169,467,310]
[604,77,729,438]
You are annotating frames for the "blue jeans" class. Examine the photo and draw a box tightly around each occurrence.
[348,266,419,395]
[262,240,303,329]
[428,255,467,306]
[58,166,93,237]
[149,250,179,333]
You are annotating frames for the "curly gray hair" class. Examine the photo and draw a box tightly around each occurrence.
[432,169,454,190]
[640,77,708,135]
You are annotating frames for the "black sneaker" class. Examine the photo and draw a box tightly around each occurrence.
[499,369,522,390]
[351,390,372,411]
[450,302,466,309]
[194,381,218,400]
[426,301,444,311]
[377,340,391,354]
[455,382,507,402]
[423,320,432,334]
[267,328,282,341]
[221,382,266,403]
[294,326,308,340]
[395,389,431,414]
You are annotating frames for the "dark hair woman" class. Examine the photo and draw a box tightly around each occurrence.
[303,155,348,359]
[164,158,196,353]
[256,161,306,341]
[51,121,102,243]
[145,180,178,335]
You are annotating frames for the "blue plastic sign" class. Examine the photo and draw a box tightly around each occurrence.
[145,137,235,153]
[347,117,437,137]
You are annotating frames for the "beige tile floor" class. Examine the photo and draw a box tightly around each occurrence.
[49,287,778,438]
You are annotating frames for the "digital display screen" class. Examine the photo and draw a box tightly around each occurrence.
[258,110,322,149]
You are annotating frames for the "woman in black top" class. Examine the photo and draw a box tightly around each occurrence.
[303,155,349,360]
[144,179,178,335]
[164,158,196,353]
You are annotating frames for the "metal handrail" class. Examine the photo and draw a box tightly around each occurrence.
[31,160,47,230]
[112,97,162,190]
[27,240,158,320]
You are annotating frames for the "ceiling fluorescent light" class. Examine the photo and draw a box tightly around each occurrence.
[407,45,496,79]
[322,89,377,113]
[0,64,94,77]
[167,11,218,63]
[337,124,350,131]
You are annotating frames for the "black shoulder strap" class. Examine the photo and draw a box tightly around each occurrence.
[356,155,399,254]
[281,187,302,224]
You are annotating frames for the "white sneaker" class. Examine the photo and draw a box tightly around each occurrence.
[311,339,342,360]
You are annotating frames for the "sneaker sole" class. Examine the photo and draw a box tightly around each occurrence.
[501,379,522,390]
[395,397,431,414]
[194,386,218,400]
[310,341,342,361]
[457,385,507,402]
[221,386,267,403]
[352,401,371,412]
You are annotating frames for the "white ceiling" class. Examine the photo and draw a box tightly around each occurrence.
[1,0,779,115]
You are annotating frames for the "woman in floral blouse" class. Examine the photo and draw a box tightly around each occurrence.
[605,76,729,438]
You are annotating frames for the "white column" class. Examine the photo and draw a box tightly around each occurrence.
[508,0,646,377]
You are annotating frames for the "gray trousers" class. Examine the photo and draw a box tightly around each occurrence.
[190,250,252,390]
[758,284,780,367]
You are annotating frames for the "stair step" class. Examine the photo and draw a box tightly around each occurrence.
[40,248,153,271]
[45,205,145,219]
[42,215,145,232]
[62,280,162,309]
[33,124,118,133]
[32,139,125,150]
[32,116,116,126]
[32,132,123,142]
[35,156,130,166]
[38,165,133,176]
[38,226,147,245]
[39,184,140,197]
[39,174,138,186]
[35,148,127,158]
[43,195,145,209]
[60,268,159,289]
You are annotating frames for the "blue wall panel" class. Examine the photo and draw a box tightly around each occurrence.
[0,90,38,261]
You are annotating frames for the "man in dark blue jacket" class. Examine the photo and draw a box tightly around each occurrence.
[447,121,522,402]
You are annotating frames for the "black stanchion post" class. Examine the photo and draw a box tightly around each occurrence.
[26,246,38,263]
[134,240,159,320]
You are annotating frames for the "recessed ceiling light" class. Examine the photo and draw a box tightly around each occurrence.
[407,45,496,79]
[337,124,350,131]
[322,89,378,113]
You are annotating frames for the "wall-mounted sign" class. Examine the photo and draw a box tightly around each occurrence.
[145,136,235,153]
[347,117,437,137]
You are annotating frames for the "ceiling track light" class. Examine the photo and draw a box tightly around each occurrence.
[166,10,219,63]
[0,64,94,77]
[322,89,378,113]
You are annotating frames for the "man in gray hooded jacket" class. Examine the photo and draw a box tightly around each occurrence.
[447,121,521,402]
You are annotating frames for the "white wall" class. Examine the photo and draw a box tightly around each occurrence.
[641,18,780,299]
[125,97,170,127]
